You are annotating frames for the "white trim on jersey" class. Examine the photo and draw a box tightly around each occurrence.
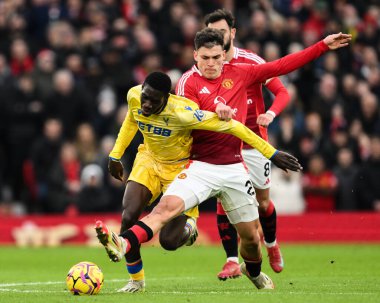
[177,66,202,96]
[177,70,194,96]
[233,47,239,59]
[236,47,266,65]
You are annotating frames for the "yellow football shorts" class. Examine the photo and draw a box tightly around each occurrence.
[128,145,199,218]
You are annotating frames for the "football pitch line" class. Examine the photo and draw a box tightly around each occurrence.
[0,277,195,288]
[0,280,375,296]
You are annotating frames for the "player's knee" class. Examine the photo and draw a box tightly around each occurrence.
[152,196,183,222]
[258,199,270,214]
[159,233,180,251]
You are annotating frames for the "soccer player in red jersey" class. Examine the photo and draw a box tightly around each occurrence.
[95,28,351,290]
[204,9,289,278]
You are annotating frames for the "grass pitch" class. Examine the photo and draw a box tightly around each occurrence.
[0,244,379,303]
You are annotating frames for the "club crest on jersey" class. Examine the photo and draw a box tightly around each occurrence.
[222,79,234,89]
[177,173,187,179]
[185,106,192,111]
[138,109,142,115]
[193,109,205,121]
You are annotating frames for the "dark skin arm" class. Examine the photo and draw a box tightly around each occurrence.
[271,151,303,173]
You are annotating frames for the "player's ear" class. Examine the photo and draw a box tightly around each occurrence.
[231,28,236,40]
[193,50,198,62]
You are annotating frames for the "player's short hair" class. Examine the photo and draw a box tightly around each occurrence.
[143,71,172,94]
[204,9,235,28]
[194,28,224,50]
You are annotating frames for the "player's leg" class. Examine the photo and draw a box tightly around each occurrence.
[216,199,241,280]
[95,194,187,263]
[242,148,283,273]
[118,181,151,292]
[159,209,198,251]
[97,160,215,253]
[222,203,274,289]
[158,162,200,250]
[218,163,274,289]
[233,218,274,289]
[256,187,283,273]
[103,147,161,292]
[159,214,187,250]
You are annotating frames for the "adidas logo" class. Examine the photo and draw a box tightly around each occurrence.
[199,86,210,94]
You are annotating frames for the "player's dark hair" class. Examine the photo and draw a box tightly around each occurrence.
[204,9,235,28]
[194,28,224,50]
[143,71,172,94]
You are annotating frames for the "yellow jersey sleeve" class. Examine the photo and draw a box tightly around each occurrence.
[109,88,139,160]
[182,110,277,159]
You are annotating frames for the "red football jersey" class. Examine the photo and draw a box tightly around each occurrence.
[176,40,328,165]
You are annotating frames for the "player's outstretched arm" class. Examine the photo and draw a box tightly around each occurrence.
[248,32,352,84]
[270,151,302,173]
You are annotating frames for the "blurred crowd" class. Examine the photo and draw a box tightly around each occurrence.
[0,0,379,216]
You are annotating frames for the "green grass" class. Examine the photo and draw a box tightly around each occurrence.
[0,244,379,303]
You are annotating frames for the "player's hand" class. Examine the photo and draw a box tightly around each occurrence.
[108,158,124,182]
[323,32,352,50]
[256,113,274,127]
[271,151,303,173]
[215,102,234,121]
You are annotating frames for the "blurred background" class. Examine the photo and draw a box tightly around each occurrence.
[0,0,380,222]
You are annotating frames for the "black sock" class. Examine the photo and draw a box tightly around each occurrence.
[259,206,277,244]
[125,244,142,265]
[244,258,262,278]
[217,214,238,258]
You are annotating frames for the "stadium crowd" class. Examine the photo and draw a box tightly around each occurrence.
[0,0,379,216]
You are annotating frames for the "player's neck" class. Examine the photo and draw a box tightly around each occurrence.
[225,45,234,62]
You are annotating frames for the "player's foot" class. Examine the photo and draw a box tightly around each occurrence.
[117,279,145,293]
[217,260,242,281]
[185,217,198,246]
[240,263,274,289]
[95,220,126,262]
[266,243,284,273]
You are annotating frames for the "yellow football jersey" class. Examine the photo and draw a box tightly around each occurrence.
[110,85,277,163]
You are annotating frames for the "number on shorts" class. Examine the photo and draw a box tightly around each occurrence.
[245,180,255,196]
[264,162,270,177]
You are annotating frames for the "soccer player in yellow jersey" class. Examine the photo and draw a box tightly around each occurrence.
[106,71,301,292]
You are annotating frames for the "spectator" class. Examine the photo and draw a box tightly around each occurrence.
[271,167,305,214]
[355,135,380,211]
[45,141,81,213]
[29,118,64,212]
[334,148,359,210]
[44,69,94,138]
[77,164,110,213]
[302,154,338,212]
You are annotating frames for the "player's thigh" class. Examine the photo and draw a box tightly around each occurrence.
[242,148,271,190]
[122,181,152,214]
[163,161,218,211]
[223,202,259,226]
[128,150,162,204]
[159,160,200,219]
[218,163,258,212]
